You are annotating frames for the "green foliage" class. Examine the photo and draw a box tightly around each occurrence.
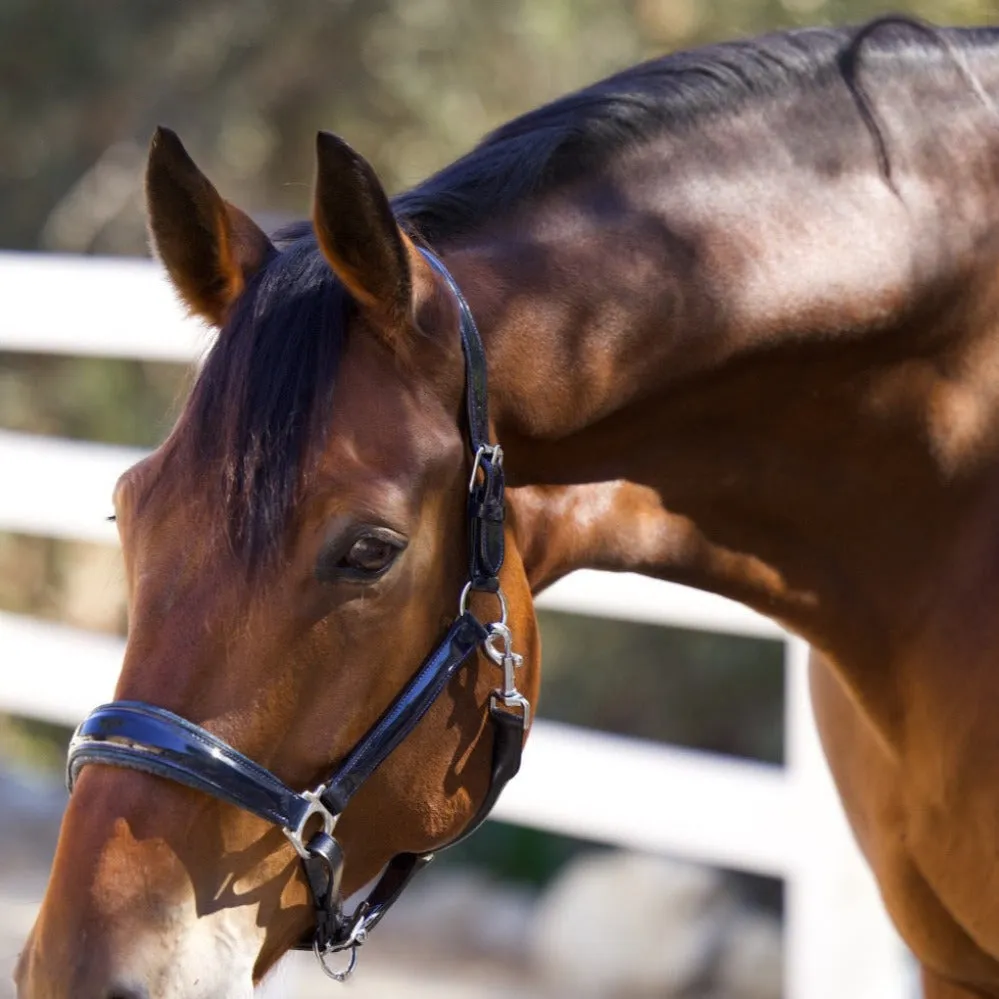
[539,611,785,764]
[1,0,992,254]
[437,821,607,888]
[0,354,187,444]
[0,715,73,774]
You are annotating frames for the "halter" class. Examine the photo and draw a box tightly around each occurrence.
[65,247,530,983]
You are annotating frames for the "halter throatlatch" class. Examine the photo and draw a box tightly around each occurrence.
[65,247,530,983]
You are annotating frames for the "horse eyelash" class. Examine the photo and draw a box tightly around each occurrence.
[107,514,117,522]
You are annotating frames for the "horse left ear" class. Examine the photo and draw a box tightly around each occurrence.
[312,131,420,325]
[146,127,275,326]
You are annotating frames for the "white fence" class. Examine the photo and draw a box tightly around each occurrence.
[0,251,912,999]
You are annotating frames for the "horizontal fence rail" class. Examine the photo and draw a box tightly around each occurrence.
[0,251,913,999]
[3,252,204,361]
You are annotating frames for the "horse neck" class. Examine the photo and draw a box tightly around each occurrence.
[446,73,999,743]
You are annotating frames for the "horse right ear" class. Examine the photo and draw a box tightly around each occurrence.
[146,127,274,326]
[312,131,421,325]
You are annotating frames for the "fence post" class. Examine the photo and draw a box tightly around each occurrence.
[783,636,915,999]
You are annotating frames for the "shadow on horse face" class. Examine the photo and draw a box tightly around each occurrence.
[15,130,540,999]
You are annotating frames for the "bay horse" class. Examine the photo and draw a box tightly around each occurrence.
[16,16,999,999]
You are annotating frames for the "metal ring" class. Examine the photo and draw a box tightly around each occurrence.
[458,582,507,626]
[313,938,359,983]
[283,787,337,860]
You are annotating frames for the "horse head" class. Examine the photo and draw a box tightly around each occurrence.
[16,128,540,999]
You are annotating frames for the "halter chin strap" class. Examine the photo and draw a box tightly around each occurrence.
[65,246,530,984]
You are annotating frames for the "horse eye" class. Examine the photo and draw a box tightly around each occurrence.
[341,536,399,574]
[317,529,406,583]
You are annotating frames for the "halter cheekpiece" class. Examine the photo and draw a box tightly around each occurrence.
[65,247,530,983]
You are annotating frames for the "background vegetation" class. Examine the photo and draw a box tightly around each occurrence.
[1,0,993,891]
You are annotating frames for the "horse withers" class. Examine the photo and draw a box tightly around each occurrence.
[18,18,999,999]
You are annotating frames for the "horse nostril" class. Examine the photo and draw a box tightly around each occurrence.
[106,988,148,999]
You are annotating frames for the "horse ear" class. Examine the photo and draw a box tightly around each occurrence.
[146,127,274,326]
[312,131,418,324]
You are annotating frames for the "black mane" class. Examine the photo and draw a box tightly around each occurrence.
[168,236,349,564]
[392,19,998,242]
[165,18,998,564]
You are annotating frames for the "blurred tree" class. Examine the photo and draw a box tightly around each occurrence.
[2,0,993,255]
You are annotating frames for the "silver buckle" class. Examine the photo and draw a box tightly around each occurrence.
[468,443,503,493]
[283,786,338,860]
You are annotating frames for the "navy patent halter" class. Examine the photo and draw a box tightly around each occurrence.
[66,247,531,983]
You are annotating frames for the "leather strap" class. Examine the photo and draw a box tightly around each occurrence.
[68,614,488,838]
[307,699,526,952]
[468,455,505,589]
[320,613,486,814]
[66,615,519,957]
[325,853,434,946]
[301,832,346,948]
[67,701,317,831]
[419,249,490,454]
[419,248,505,592]
[64,247,525,973]
[442,703,525,849]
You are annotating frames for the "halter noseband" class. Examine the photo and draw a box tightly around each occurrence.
[65,247,530,983]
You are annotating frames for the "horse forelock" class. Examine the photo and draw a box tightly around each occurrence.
[147,232,350,568]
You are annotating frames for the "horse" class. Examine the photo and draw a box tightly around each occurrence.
[16,15,999,998]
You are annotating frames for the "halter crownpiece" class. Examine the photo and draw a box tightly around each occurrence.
[66,246,530,984]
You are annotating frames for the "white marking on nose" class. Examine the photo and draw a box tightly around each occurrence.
[113,900,264,999]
